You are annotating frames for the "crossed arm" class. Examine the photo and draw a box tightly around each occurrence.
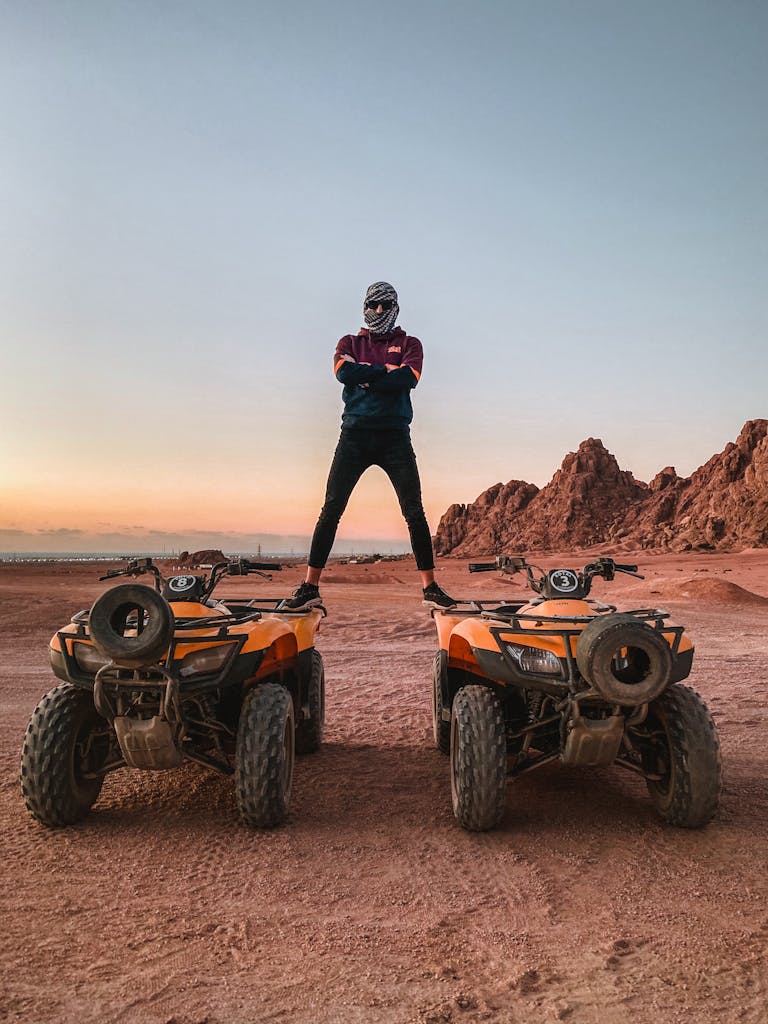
[335,354,418,391]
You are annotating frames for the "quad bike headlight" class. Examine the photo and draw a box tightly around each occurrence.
[73,641,111,674]
[505,642,562,676]
[178,643,237,678]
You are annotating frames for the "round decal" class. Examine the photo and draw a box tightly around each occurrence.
[550,569,579,593]
[169,576,194,592]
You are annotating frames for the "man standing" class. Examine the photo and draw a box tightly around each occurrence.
[283,281,456,610]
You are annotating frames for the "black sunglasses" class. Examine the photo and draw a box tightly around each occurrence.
[365,299,394,311]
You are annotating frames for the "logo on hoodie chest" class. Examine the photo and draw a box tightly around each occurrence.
[387,346,402,354]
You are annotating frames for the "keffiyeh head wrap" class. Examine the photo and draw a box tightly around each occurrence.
[363,281,399,335]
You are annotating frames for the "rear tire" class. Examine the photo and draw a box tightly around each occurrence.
[235,683,295,828]
[20,683,106,827]
[450,685,506,831]
[432,652,450,755]
[644,684,721,827]
[296,650,325,755]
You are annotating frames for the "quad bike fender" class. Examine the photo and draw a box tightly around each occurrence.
[50,623,76,655]
[169,606,319,660]
[434,611,468,652]
[242,620,299,665]
[164,614,300,661]
[668,637,694,682]
[446,619,503,682]
[155,606,283,662]
[50,625,123,688]
[260,607,324,654]
[49,625,85,684]
[671,632,693,654]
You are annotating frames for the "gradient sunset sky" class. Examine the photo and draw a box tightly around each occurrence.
[2,1,766,553]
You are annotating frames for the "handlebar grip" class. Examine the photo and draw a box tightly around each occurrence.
[244,561,282,571]
[615,563,638,573]
[468,562,497,573]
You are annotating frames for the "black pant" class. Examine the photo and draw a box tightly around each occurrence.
[309,427,435,571]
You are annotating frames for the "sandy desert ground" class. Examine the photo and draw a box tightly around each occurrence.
[1,551,767,1024]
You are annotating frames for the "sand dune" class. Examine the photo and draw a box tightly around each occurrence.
[647,577,768,605]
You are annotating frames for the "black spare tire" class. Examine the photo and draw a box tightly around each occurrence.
[576,613,672,706]
[88,584,174,668]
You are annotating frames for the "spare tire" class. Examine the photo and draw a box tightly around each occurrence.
[576,613,672,706]
[88,584,174,668]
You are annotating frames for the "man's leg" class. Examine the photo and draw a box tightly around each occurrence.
[281,432,369,609]
[308,430,369,573]
[377,432,435,573]
[377,432,456,606]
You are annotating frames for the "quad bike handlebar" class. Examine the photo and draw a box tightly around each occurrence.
[99,557,283,600]
[100,558,160,582]
[468,556,530,575]
[226,559,280,574]
[468,555,643,600]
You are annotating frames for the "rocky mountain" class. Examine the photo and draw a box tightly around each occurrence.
[434,419,768,555]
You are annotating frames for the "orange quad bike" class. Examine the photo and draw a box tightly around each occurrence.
[21,558,325,829]
[431,556,721,832]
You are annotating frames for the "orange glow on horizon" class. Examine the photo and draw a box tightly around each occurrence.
[1,471,451,543]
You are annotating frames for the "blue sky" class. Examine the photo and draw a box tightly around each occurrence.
[1,1,766,552]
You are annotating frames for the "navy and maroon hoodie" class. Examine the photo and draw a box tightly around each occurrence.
[333,327,423,430]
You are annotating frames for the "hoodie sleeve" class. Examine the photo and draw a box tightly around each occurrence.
[368,336,423,392]
[333,335,388,386]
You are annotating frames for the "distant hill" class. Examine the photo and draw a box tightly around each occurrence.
[434,419,768,555]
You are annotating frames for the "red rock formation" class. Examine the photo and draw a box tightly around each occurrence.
[618,419,768,551]
[516,438,647,551]
[434,420,768,555]
[177,549,228,566]
[435,480,539,556]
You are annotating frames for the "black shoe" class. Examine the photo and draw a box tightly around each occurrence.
[422,582,457,609]
[280,581,322,610]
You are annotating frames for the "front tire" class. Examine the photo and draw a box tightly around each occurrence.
[296,650,325,755]
[432,652,450,755]
[644,684,721,827]
[20,683,107,827]
[450,685,507,831]
[235,683,295,828]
